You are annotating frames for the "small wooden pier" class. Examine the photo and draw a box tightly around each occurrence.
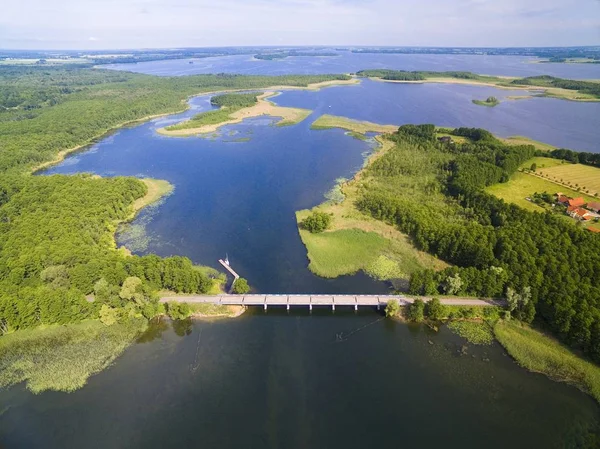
[218,258,239,294]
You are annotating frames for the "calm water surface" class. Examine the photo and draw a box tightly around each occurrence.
[10,71,599,448]
[1,310,598,449]
[105,51,600,79]
[40,80,600,294]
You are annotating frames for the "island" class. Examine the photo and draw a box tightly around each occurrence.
[472,96,500,107]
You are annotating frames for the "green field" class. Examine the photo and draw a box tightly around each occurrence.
[499,136,557,152]
[495,321,600,403]
[518,156,564,170]
[486,171,597,212]
[537,162,600,196]
[296,227,389,278]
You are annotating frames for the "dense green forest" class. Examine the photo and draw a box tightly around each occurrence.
[0,66,350,334]
[210,92,259,108]
[354,124,600,361]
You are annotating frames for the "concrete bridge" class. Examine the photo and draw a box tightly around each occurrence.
[160,294,503,311]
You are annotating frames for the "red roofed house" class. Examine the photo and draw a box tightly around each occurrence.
[588,202,600,213]
[568,197,586,208]
[557,195,570,205]
[569,207,592,221]
[587,227,600,234]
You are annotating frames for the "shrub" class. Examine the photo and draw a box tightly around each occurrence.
[385,299,400,317]
[233,278,250,294]
[302,211,332,233]
[426,297,446,321]
[407,299,425,322]
[166,302,191,320]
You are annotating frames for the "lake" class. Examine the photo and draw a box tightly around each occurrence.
[40,79,600,295]
[1,310,598,449]
[5,62,599,448]
[104,51,600,80]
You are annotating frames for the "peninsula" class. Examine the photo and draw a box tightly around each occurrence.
[357,69,600,102]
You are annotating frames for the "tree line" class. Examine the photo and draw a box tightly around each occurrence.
[354,124,600,362]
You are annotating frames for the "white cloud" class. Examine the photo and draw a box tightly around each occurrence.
[0,0,598,48]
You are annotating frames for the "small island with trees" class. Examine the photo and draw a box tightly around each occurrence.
[472,96,499,107]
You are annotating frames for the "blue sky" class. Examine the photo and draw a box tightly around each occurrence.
[1,0,599,49]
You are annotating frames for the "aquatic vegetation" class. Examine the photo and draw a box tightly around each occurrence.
[0,319,146,393]
[448,321,494,345]
[365,255,405,280]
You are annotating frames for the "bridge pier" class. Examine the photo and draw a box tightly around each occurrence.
[264,303,267,311]
[286,304,290,311]
[355,304,358,311]
[332,304,335,311]
[309,304,312,311]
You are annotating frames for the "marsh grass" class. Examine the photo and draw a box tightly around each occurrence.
[0,319,146,393]
[495,320,600,403]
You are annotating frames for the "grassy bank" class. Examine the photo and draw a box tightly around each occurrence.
[495,320,600,403]
[188,303,245,318]
[296,124,447,281]
[130,179,173,218]
[0,319,147,393]
[310,114,397,135]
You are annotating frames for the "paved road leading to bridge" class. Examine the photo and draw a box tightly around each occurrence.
[160,294,504,310]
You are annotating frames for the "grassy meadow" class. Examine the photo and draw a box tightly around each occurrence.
[486,171,597,212]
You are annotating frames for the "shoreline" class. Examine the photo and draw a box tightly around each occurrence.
[30,77,361,174]
[370,76,600,102]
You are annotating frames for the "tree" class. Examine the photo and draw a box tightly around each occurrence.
[99,304,119,326]
[530,163,537,172]
[444,273,463,295]
[93,278,111,302]
[166,302,191,320]
[119,276,145,306]
[40,265,69,289]
[407,299,425,322]
[385,299,400,317]
[232,278,250,294]
[302,211,332,233]
[426,297,446,321]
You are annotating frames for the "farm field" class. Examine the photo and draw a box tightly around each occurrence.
[486,172,597,212]
[535,162,600,196]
